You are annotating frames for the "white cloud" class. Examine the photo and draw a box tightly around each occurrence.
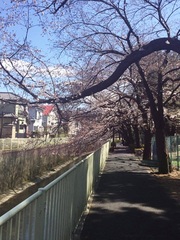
[1,58,75,78]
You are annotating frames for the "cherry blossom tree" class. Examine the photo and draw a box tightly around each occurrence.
[0,0,180,173]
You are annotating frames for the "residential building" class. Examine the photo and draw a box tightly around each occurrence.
[28,105,44,136]
[42,105,59,136]
[0,92,28,138]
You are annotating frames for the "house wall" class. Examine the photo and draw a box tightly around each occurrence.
[43,111,58,128]
[2,125,16,138]
[43,111,58,137]
[0,103,27,138]
[0,104,15,138]
[28,106,44,134]
[0,103,16,115]
[16,105,28,138]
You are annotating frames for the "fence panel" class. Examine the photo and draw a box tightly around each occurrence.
[0,141,110,240]
[0,138,68,151]
[167,135,180,170]
[151,135,180,170]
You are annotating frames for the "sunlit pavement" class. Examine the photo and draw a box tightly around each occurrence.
[79,145,180,240]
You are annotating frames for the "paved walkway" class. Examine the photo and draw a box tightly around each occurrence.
[80,145,180,240]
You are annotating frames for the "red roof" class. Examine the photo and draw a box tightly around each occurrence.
[42,105,54,116]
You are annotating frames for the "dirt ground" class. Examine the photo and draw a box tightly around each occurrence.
[153,169,180,202]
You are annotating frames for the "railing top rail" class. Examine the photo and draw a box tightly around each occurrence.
[0,190,42,225]
[43,152,94,191]
[0,141,109,226]
[0,151,94,225]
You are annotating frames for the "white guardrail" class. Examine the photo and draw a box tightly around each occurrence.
[0,141,110,240]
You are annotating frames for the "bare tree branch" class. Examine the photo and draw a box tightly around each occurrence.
[32,37,180,104]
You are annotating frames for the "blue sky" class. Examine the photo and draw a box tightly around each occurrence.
[0,0,66,64]
[0,0,72,95]
[1,0,180,98]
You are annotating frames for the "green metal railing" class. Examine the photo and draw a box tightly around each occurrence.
[152,135,180,170]
[0,141,110,240]
[166,135,180,170]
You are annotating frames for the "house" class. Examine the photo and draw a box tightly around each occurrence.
[42,105,59,136]
[28,104,59,137]
[28,105,44,136]
[0,92,28,138]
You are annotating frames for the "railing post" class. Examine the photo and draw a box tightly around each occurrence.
[34,188,46,240]
[0,141,110,240]
[177,135,180,170]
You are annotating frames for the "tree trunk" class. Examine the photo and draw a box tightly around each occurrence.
[155,126,169,173]
[133,124,141,148]
[126,124,135,152]
[143,128,152,160]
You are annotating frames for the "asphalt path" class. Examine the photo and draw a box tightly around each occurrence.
[80,145,180,240]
